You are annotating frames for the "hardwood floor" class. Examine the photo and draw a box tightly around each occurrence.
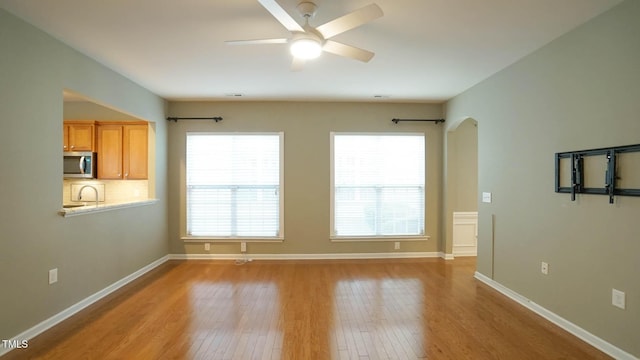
[2,258,610,359]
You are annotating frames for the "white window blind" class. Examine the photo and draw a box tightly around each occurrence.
[331,133,425,237]
[186,133,282,238]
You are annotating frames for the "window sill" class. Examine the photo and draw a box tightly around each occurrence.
[182,236,284,243]
[330,235,430,242]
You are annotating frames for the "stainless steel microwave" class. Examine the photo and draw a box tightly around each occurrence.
[63,152,97,179]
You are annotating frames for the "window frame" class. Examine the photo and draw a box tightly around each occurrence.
[182,132,285,242]
[329,132,428,242]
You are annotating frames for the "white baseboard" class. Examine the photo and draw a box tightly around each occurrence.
[0,255,169,357]
[452,249,477,257]
[474,272,638,360]
[169,252,440,261]
[439,252,455,260]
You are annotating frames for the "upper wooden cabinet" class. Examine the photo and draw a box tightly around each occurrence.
[123,124,148,180]
[63,121,94,151]
[96,122,148,180]
[97,125,123,179]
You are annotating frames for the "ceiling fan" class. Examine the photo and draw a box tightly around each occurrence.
[226,0,383,70]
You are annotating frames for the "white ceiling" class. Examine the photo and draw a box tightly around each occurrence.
[1,0,622,102]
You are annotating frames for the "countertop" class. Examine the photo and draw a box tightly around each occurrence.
[59,199,159,217]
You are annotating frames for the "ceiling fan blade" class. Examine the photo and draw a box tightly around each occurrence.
[316,3,383,39]
[258,0,304,32]
[323,40,375,62]
[291,56,305,71]
[225,38,288,45]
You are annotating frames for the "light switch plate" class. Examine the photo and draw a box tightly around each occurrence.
[482,192,492,203]
[612,289,626,309]
[49,268,58,284]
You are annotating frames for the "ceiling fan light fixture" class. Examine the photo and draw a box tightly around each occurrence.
[290,38,322,59]
[227,1,383,68]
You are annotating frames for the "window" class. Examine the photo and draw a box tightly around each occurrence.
[331,133,425,238]
[186,133,283,238]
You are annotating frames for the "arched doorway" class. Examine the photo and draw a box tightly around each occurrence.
[444,117,478,258]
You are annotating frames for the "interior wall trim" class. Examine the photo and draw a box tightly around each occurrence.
[451,249,477,257]
[0,255,170,357]
[440,252,455,260]
[474,272,638,360]
[169,252,442,261]
[453,211,478,257]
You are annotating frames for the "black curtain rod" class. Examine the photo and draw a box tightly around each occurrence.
[392,118,445,124]
[166,116,223,122]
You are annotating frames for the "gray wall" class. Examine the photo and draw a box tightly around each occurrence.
[446,0,639,356]
[449,119,478,213]
[0,9,169,341]
[167,101,443,256]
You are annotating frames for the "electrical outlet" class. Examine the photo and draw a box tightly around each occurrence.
[612,289,626,310]
[394,241,400,250]
[541,262,549,275]
[49,268,58,284]
[204,243,210,251]
[241,242,247,253]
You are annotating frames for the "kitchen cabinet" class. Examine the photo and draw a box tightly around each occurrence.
[97,125,122,179]
[63,121,94,151]
[124,124,148,179]
[97,122,148,180]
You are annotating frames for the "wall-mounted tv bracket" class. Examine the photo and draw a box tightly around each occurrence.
[555,143,640,204]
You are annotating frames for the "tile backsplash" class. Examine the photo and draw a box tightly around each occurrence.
[70,183,105,201]
[63,179,149,204]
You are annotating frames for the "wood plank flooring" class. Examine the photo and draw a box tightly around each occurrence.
[2,258,611,359]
